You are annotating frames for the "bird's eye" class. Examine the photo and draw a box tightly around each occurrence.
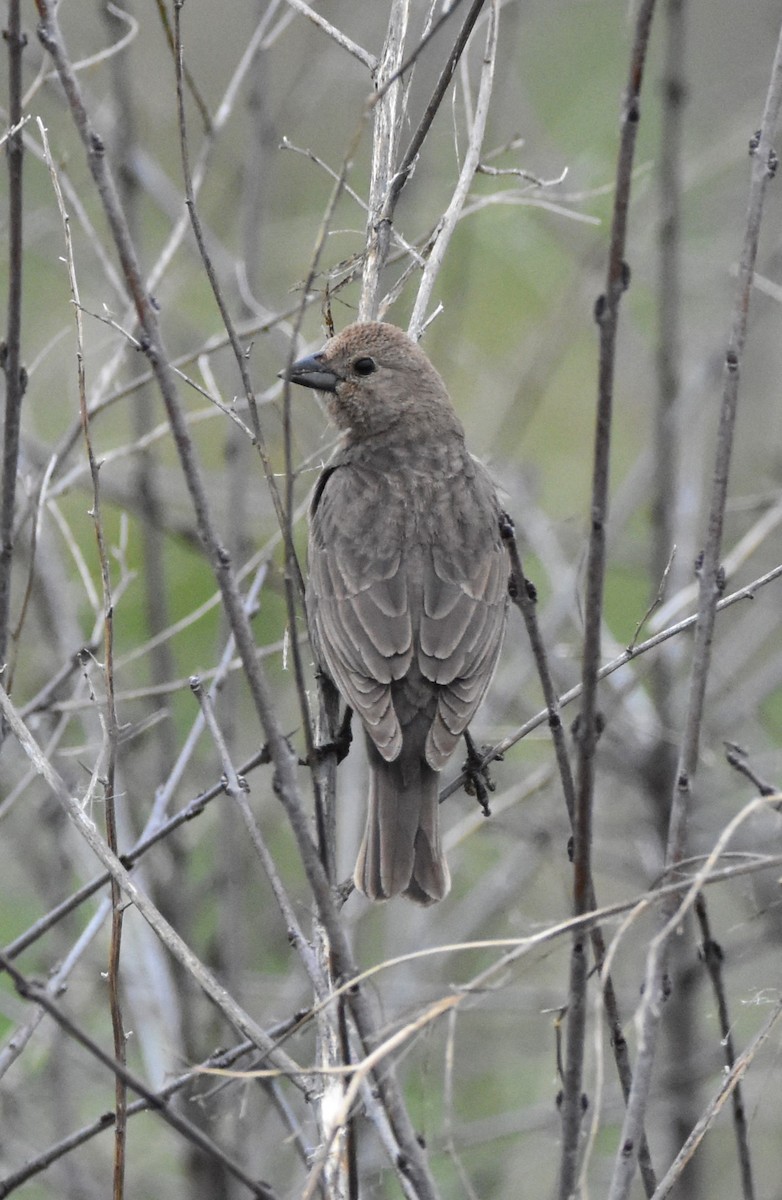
[353,356,377,376]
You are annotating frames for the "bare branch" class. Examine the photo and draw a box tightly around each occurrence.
[283,0,377,72]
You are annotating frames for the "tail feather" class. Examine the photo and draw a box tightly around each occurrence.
[354,740,450,904]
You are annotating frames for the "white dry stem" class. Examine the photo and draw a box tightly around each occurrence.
[359,0,411,321]
[408,0,499,337]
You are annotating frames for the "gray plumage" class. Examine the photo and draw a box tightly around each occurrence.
[285,322,508,903]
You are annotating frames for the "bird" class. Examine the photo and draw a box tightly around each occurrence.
[283,321,509,903]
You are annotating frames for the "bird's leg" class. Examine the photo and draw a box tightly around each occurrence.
[461,728,500,817]
[332,705,354,763]
[312,674,354,765]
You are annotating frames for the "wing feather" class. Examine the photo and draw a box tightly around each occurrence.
[419,462,508,769]
[308,453,508,771]
[308,462,412,761]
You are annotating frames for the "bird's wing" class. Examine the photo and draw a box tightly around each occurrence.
[418,465,509,769]
[307,462,413,762]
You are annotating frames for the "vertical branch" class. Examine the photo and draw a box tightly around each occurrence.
[562,4,658,1198]
[502,522,657,1197]
[652,0,685,622]
[694,894,755,1200]
[665,59,782,873]
[358,0,410,322]
[38,118,125,1200]
[607,23,782,1200]
[103,1,178,774]
[0,0,27,673]
[652,3,701,1188]
[375,0,487,258]
[650,0,686,738]
[170,2,286,533]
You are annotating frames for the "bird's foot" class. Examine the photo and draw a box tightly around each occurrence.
[461,730,501,817]
[312,706,354,765]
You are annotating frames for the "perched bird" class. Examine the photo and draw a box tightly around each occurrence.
[284,322,508,903]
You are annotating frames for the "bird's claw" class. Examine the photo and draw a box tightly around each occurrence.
[312,708,354,765]
[462,732,498,817]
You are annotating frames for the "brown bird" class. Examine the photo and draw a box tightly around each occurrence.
[284,322,508,903]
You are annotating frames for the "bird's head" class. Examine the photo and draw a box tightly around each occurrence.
[280,321,459,441]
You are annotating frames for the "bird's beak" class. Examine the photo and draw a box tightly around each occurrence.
[278,352,340,393]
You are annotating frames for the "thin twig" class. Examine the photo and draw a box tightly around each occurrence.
[190,676,327,995]
[724,742,779,798]
[23,2,141,107]
[38,115,127,1198]
[694,893,755,1200]
[649,997,782,1200]
[0,1032,290,1196]
[104,0,178,779]
[150,0,212,130]
[440,559,782,800]
[283,0,377,72]
[372,0,470,105]
[0,682,313,1087]
[0,953,280,1200]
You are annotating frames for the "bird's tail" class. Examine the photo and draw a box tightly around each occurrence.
[354,740,450,904]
